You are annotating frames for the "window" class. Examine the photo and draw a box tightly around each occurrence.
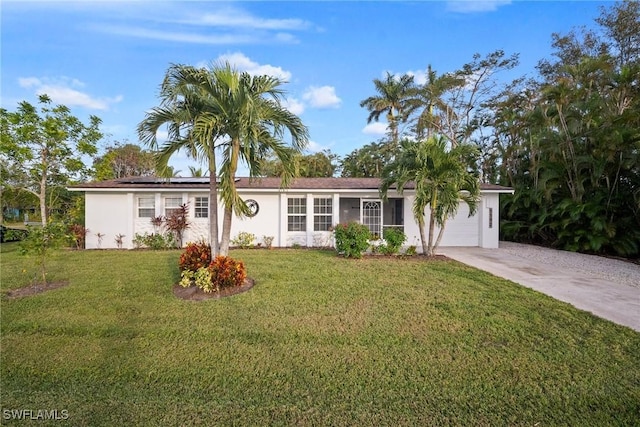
[313,197,332,231]
[287,197,306,232]
[165,197,182,217]
[138,196,155,218]
[195,197,208,218]
[488,207,493,229]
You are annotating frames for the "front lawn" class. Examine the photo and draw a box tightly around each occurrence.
[1,245,638,425]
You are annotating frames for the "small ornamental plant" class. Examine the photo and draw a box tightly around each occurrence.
[333,222,371,258]
[380,227,407,255]
[209,255,247,291]
[68,224,89,250]
[231,231,256,249]
[179,267,214,292]
[179,241,212,271]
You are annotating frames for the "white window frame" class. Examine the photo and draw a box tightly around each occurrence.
[138,196,155,218]
[313,197,333,231]
[287,197,307,232]
[164,197,182,217]
[195,196,208,218]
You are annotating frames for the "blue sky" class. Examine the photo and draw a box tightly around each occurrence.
[1,0,611,176]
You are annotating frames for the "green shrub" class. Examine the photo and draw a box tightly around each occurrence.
[179,240,212,271]
[231,231,256,249]
[132,232,175,250]
[333,222,371,259]
[404,245,417,256]
[380,227,407,255]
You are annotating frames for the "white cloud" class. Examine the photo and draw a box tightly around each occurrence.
[406,69,428,85]
[447,0,511,13]
[362,122,388,136]
[90,6,313,45]
[189,7,312,31]
[302,86,341,109]
[282,97,305,115]
[92,25,260,45]
[216,52,292,81]
[306,140,332,153]
[18,76,122,111]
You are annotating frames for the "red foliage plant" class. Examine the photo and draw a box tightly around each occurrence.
[209,255,247,290]
[179,241,212,271]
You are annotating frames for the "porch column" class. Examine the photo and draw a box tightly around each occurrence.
[306,193,314,247]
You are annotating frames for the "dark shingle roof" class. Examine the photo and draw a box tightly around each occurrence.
[69,176,513,192]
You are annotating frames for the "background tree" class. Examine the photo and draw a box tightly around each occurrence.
[488,1,640,257]
[262,149,339,177]
[381,136,480,256]
[0,95,102,225]
[409,51,519,148]
[340,140,397,178]
[138,62,308,256]
[92,142,156,181]
[360,72,415,146]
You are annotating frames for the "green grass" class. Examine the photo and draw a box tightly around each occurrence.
[1,244,639,426]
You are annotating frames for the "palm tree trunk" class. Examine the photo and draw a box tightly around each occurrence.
[427,208,436,256]
[433,219,447,255]
[418,221,429,257]
[209,165,220,257]
[219,138,240,256]
[220,206,233,256]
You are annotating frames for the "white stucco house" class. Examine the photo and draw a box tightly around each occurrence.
[69,176,513,251]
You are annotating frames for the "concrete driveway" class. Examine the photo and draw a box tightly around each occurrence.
[441,242,640,332]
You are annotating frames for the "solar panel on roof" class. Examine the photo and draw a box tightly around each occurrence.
[118,177,239,184]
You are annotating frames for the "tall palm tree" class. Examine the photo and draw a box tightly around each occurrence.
[380,136,480,256]
[407,65,465,143]
[360,72,415,145]
[138,62,308,255]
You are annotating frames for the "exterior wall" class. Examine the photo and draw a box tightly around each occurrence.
[85,193,131,249]
[229,193,281,247]
[82,187,506,251]
[402,196,482,252]
[478,193,500,248]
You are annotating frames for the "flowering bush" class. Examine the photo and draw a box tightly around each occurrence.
[179,241,212,271]
[333,222,372,258]
[209,255,247,291]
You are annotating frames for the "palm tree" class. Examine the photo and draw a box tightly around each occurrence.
[380,136,480,256]
[138,62,308,256]
[407,65,465,142]
[360,72,415,145]
[188,166,206,177]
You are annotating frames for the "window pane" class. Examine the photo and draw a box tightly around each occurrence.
[195,197,208,218]
[288,198,306,214]
[138,197,154,208]
[288,216,306,232]
[314,215,332,231]
[165,197,182,216]
[138,197,155,217]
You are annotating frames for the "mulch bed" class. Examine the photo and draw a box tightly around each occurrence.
[173,277,256,301]
[5,281,70,299]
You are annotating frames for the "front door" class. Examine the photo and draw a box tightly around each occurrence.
[361,200,382,238]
